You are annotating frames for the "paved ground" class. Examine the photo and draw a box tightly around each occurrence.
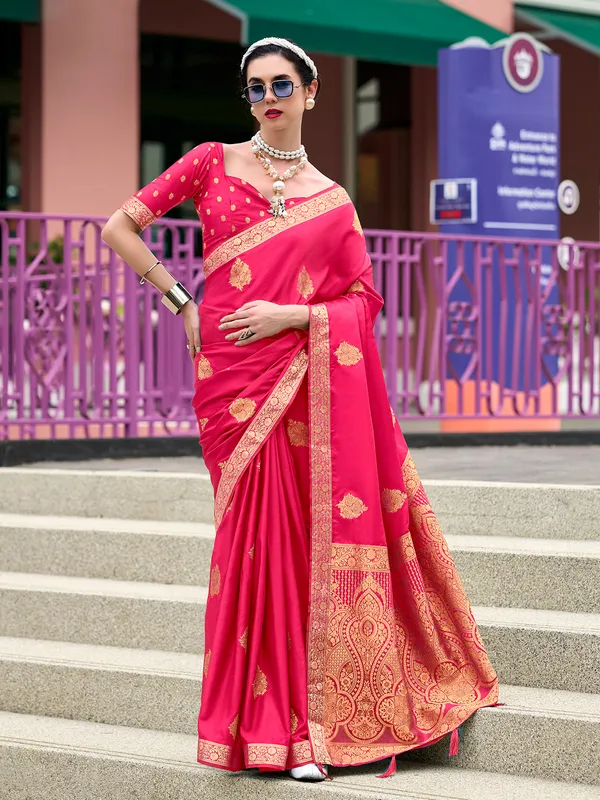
[21,446,600,485]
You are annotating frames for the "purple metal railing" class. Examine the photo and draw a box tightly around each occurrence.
[1,212,599,440]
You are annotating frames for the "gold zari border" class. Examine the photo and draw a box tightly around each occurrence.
[306,303,332,764]
[197,738,231,767]
[214,348,308,529]
[331,543,390,572]
[120,197,155,231]
[203,187,351,277]
[246,743,288,768]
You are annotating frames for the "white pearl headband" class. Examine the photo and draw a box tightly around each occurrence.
[241,37,318,80]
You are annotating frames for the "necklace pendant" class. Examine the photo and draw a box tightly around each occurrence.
[270,194,287,217]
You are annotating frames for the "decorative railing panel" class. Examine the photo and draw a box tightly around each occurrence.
[1,213,598,440]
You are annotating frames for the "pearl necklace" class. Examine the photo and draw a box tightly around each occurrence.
[253,131,306,161]
[251,133,308,217]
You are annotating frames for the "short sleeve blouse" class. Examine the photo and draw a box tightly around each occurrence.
[120,142,213,231]
[120,142,271,260]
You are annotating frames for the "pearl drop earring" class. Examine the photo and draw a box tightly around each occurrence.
[305,98,315,110]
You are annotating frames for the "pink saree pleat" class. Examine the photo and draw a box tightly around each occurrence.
[198,396,313,771]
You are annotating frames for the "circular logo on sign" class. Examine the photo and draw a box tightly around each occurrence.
[557,180,580,215]
[502,33,543,93]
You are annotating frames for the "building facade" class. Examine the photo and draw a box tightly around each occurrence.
[0,0,598,240]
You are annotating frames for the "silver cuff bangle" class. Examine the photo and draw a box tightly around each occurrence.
[161,282,193,315]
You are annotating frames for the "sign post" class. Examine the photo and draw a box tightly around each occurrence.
[437,33,561,430]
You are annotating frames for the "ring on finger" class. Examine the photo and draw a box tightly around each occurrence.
[239,327,255,341]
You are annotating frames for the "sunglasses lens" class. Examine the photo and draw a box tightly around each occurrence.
[273,80,294,98]
[245,85,265,103]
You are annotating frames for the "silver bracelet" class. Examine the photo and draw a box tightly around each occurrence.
[161,282,193,315]
[139,260,162,285]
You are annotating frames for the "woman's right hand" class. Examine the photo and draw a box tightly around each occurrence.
[182,301,201,361]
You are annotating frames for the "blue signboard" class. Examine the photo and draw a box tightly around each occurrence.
[438,33,560,391]
[430,179,478,224]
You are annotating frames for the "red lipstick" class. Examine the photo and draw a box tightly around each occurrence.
[265,109,282,119]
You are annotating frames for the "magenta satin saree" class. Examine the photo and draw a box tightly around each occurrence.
[190,183,499,772]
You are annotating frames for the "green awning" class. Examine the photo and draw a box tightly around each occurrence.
[207,0,503,66]
[516,5,600,56]
[0,0,39,22]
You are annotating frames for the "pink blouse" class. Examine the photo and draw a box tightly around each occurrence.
[120,141,288,265]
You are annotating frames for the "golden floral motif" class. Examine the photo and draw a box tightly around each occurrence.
[196,355,213,380]
[382,488,408,513]
[239,628,248,650]
[120,197,155,231]
[253,665,268,698]
[218,460,227,471]
[297,266,314,299]
[203,187,351,277]
[335,342,363,366]
[229,258,252,291]
[290,709,299,734]
[248,544,255,559]
[391,405,396,425]
[336,493,368,519]
[247,744,287,768]
[352,208,364,236]
[228,715,239,740]
[402,451,421,502]
[399,531,417,562]
[214,349,308,529]
[209,564,221,597]
[203,650,211,677]
[348,279,364,293]
[197,738,230,767]
[286,419,309,447]
[199,417,208,431]
[229,397,257,422]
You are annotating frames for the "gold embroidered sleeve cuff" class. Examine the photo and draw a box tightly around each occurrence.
[120,197,156,231]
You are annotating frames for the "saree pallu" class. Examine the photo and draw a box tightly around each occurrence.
[193,187,499,772]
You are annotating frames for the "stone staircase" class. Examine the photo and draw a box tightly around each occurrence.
[0,466,599,799]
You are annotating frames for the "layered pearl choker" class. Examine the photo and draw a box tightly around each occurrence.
[253,131,306,161]
[251,132,308,217]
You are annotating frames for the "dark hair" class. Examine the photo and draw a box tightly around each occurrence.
[240,42,321,98]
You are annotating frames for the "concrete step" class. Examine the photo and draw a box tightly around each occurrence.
[0,571,207,653]
[426,479,600,540]
[2,514,599,613]
[0,636,201,735]
[448,534,600,613]
[2,468,599,539]
[0,513,215,586]
[1,572,599,694]
[0,468,215,522]
[1,634,599,777]
[0,696,599,794]
[406,683,600,786]
[473,605,600,694]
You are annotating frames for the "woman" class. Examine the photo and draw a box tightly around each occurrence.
[102,37,499,782]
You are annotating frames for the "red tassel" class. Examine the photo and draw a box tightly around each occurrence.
[449,728,460,757]
[377,755,397,778]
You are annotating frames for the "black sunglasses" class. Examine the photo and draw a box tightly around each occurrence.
[243,80,302,104]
